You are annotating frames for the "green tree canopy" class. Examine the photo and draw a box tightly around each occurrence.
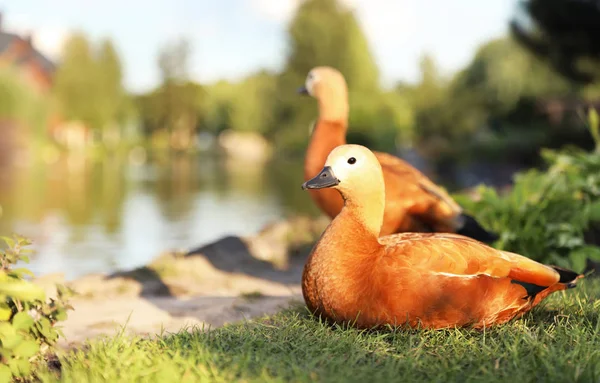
[273,0,384,152]
[53,33,127,141]
[53,33,100,130]
[0,66,50,141]
[96,40,126,130]
[136,38,203,150]
[228,71,277,134]
[511,0,600,83]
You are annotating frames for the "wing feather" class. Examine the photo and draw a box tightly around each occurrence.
[374,151,462,224]
[379,233,560,286]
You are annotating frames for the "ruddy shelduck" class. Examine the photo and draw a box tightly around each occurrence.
[301,144,583,329]
[298,66,498,242]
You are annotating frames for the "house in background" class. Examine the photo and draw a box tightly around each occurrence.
[0,11,60,160]
[0,12,56,95]
[0,13,92,152]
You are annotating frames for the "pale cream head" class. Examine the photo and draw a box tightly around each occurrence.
[303,144,385,235]
[301,66,349,122]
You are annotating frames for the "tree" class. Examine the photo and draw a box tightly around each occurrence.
[511,0,600,83]
[53,33,127,144]
[96,40,126,144]
[0,66,50,150]
[419,37,590,165]
[53,33,101,131]
[228,71,277,133]
[138,38,202,151]
[202,80,235,134]
[272,0,383,152]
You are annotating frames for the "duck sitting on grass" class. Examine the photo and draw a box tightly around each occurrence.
[301,144,583,329]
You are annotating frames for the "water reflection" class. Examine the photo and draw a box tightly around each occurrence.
[0,152,319,280]
[0,149,518,281]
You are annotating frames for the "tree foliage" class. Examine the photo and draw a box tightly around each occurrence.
[53,33,128,141]
[272,0,391,153]
[136,38,203,150]
[511,0,600,83]
[456,111,600,271]
[0,66,50,141]
[404,37,592,163]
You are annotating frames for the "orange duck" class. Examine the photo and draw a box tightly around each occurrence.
[301,144,583,329]
[298,66,498,242]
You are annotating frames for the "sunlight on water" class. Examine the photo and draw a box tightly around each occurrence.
[0,152,319,280]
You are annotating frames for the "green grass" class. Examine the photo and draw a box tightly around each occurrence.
[34,278,600,383]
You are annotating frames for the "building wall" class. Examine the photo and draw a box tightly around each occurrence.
[0,38,53,94]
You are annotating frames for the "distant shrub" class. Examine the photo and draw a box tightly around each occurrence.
[0,235,74,382]
[456,110,600,272]
[0,66,51,140]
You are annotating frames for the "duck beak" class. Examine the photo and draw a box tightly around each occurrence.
[302,166,340,190]
[297,86,309,95]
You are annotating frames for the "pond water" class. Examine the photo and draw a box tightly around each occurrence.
[0,152,322,280]
[0,150,520,280]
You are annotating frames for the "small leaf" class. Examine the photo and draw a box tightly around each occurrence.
[54,309,68,322]
[580,245,600,262]
[0,364,12,383]
[0,322,16,337]
[589,201,600,221]
[16,358,31,376]
[569,249,588,273]
[0,279,45,301]
[8,268,34,278]
[1,333,23,350]
[1,236,15,249]
[0,302,12,321]
[8,359,20,377]
[37,317,52,339]
[12,339,38,359]
[12,312,34,331]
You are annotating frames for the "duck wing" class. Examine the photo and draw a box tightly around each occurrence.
[374,152,499,243]
[374,151,461,223]
[379,233,566,287]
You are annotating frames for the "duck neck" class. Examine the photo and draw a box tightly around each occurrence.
[319,206,382,258]
[317,93,349,123]
[304,119,347,180]
[344,195,385,238]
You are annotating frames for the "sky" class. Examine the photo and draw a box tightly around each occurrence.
[0,0,516,93]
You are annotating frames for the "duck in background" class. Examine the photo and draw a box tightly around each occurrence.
[298,66,498,242]
[301,144,583,329]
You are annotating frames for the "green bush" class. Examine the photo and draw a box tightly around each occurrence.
[0,235,74,383]
[456,110,600,272]
[0,66,51,142]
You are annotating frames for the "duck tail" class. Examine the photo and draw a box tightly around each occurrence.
[455,213,499,244]
[530,266,584,307]
[550,265,584,288]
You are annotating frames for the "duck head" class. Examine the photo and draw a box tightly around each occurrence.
[302,144,385,234]
[297,66,349,122]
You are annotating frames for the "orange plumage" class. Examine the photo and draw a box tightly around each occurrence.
[301,144,582,329]
[299,66,497,242]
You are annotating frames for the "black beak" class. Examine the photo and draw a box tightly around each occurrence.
[297,86,309,95]
[302,166,340,190]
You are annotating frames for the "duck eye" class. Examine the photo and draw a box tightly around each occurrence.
[347,157,356,165]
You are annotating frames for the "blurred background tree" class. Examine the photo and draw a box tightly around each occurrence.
[53,33,129,146]
[3,0,600,168]
[511,0,600,84]
[135,38,204,151]
[271,0,398,154]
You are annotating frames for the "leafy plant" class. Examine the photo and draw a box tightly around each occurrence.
[0,235,74,382]
[456,109,600,272]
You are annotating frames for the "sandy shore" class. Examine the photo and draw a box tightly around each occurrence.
[32,216,329,348]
